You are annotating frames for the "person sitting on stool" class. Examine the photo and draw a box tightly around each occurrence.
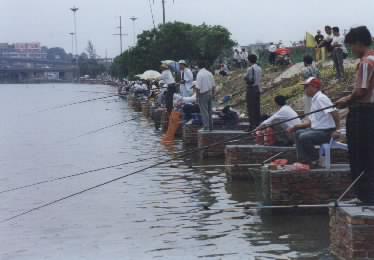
[288,77,341,167]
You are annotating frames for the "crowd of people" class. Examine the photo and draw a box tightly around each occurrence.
[121,25,374,204]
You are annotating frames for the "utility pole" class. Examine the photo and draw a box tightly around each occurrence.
[113,16,127,55]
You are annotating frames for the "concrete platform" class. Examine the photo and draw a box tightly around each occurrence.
[253,165,354,214]
[198,130,253,158]
[225,145,296,179]
[330,205,374,260]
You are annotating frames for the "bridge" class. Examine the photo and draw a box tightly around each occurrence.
[0,56,78,83]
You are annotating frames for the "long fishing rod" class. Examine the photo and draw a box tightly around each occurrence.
[56,116,142,143]
[0,127,253,196]
[36,94,120,113]
[1,105,337,222]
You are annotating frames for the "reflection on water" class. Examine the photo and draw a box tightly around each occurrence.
[0,84,335,259]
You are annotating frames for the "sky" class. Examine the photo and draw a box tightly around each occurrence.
[2,0,374,58]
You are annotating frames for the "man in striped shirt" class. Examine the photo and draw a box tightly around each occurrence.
[336,26,374,205]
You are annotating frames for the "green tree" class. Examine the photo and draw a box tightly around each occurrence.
[111,22,235,79]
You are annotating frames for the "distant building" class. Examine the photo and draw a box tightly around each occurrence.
[0,42,47,60]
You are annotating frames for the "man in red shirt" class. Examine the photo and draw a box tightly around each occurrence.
[336,26,374,204]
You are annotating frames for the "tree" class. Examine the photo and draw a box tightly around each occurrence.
[110,22,235,79]
[47,47,70,61]
[86,41,97,59]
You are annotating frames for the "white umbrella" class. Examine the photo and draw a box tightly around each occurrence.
[135,74,145,79]
[141,70,162,80]
[161,60,175,65]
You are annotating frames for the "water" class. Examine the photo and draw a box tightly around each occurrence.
[0,84,334,260]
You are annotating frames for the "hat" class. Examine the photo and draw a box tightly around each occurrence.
[160,63,169,70]
[302,77,321,89]
[178,60,187,65]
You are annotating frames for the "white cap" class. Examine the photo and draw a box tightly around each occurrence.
[178,60,187,65]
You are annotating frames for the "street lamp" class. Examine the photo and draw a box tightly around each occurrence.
[129,16,138,47]
[69,32,75,55]
[70,6,79,56]
[70,6,79,82]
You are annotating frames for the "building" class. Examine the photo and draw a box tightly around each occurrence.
[0,42,47,60]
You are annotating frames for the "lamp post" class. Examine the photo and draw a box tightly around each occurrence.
[69,32,75,55]
[70,6,79,82]
[129,16,138,47]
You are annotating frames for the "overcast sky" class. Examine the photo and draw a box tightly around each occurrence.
[2,0,374,58]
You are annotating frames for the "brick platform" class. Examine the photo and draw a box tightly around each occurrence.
[330,206,374,260]
[141,101,151,118]
[133,99,142,112]
[183,124,201,146]
[225,145,349,180]
[160,110,169,133]
[254,165,354,209]
[225,145,296,179]
[198,130,253,158]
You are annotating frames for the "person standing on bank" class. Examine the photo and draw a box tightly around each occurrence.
[178,60,194,98]
[244,54,263,130]
[289,77,340,166]
[331,26,348,81]
[160,63,176,113]
[336,26,374,205]
[196,61,216,131]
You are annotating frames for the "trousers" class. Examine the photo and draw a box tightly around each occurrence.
[347,104,374,203]
[165,84,176,113]
[198,91,213,130]
[295,128,334,163]
[246,86,261,130]
[332,48,345,80]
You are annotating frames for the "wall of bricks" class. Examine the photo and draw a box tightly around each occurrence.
[183,124,200,146]
[225,145,349,179]
[256,166,354,206]
[198,130,254,159]
[141,101,151,118]
[330,207,374,260]
[225,145,296,179]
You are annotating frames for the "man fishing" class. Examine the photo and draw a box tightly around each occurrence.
[336,26,374,205]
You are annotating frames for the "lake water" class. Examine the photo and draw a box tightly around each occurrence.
[0,84,335,260]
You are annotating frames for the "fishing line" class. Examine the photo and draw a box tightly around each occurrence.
[35,94,119,113]
[56,116,142,143]
[1,105,337,223]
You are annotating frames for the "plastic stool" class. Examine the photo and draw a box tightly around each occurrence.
[320,139,348,169]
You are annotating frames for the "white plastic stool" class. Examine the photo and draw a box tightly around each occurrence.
[319,139,348,169]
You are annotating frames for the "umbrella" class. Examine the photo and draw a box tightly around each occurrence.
[135,74,145,79]
[161,60,175,65]
[141,70,161,80]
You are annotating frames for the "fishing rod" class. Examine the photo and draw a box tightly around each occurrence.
[56,116,142,143]
[0,128,254,196]
[36,94,120,113]
[0,105,337,223]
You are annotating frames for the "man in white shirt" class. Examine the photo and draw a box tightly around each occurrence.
[289,77,340,165]
[233,49,241,68]
[160,63,176,113]
[332,26,348,80]
[178,60,194,97]
[258,96,301,145]
[196,61,216,131]
[240,48,249,68]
